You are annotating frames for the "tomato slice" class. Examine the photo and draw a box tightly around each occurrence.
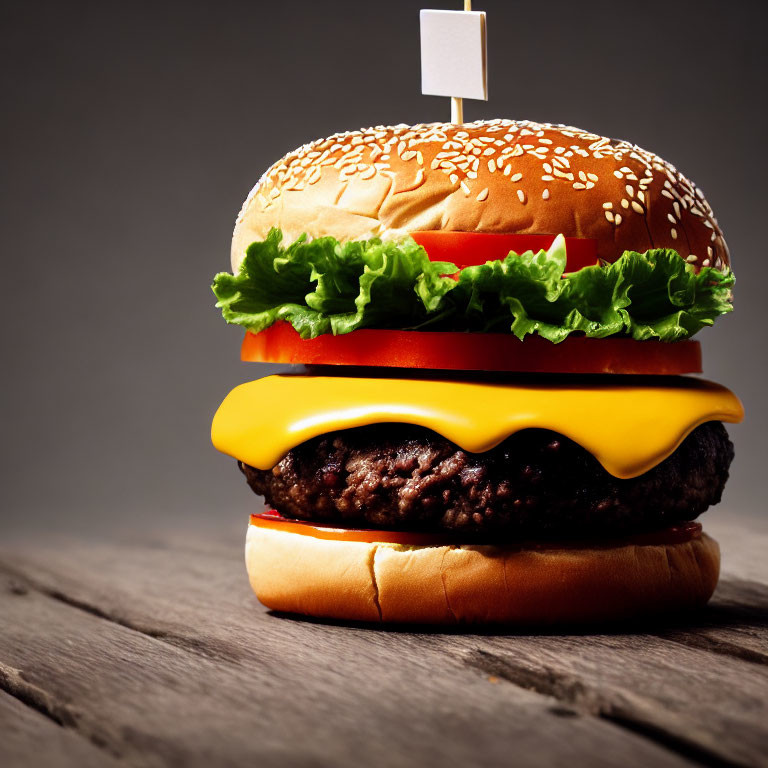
[241,323,702,375]
[410,231,598,272]
[250,512,703,549]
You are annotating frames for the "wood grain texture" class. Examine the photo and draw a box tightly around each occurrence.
[0,689,121,768]
[0,515,766,768]
[0,569,693,768]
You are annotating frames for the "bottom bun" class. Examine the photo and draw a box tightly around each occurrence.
[244,523,720,624]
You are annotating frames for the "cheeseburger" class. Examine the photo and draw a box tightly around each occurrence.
[211,120,743,624]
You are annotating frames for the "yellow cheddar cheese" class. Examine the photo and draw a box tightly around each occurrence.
[211,375,743,479]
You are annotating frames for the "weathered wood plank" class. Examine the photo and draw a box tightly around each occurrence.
[441,630,768,768]
[707,515,768,583]
[0,571,692,768]
[655,576,768,662]
[0,688,121,768]
[1,519,767,767]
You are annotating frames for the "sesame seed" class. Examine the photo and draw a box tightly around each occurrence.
[544,163,553,174]
[573,182,586,190]
[542,189,550,200]
[614,171,624,179]
[668,214,676,224]
[467,171,478,179]
[511,172,523,182]
[707,246,714,257]
[416,151,424,165]
[631,201,644,215]
[686,254,697,262]
[542,175,554,181]
[602,202,613,209]
[450,173,459,184]
[587,173,598,182]
[476,188,489,202]
[517,189,526,204]
[625,185,634,198]
[483,148,495,156]
[488,159,496,173]
[671,228,678,239]
[605,211,615,223]
[579,171,587,182]
[702,258,711,267]
[360,166,376,180]
[460,181,471,195]
[615,214,623,225]
[503,165,512,176]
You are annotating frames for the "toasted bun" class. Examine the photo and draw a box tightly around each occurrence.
[232,120,728,273]
[244,524,720,624]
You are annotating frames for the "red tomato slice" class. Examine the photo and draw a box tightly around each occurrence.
[241,323,702,375]
[250,512,703,549]
[410,231,598,272]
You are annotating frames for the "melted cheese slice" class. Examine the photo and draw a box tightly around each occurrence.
[211,375,743,479]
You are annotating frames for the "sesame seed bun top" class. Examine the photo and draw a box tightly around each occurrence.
[231,119,728,272]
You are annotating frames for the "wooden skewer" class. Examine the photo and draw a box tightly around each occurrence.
[450,0,472,124]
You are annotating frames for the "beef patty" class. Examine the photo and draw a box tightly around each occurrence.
[239,422,733,539]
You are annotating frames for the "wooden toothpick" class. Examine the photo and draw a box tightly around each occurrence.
[451,97,463,125]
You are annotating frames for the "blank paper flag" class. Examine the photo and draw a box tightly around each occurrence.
[420,9,488,101]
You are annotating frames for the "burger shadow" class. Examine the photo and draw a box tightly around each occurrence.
[268,576,768,642]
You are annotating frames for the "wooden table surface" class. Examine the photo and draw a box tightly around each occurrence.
[1,514,766,768]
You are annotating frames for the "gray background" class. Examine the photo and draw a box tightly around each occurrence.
[1,0,766,538]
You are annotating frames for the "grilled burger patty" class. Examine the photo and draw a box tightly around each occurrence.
[240,422,733,538]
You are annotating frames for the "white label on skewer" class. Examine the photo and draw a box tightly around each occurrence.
[420,9,488,101]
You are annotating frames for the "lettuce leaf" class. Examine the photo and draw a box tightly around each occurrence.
[212,229,734,343]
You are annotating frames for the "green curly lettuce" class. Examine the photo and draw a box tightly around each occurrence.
[212,229,734,343]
